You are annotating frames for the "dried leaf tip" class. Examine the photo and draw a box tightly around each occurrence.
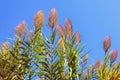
[48,8,58,28]
[56,24,65,39]
[103,36,111,52]
[65,18,73,39]
[1,42,10,51]
[34,10,44,31]
[75,32,81,45]
[15,21,28,37]
[110,49,119,63]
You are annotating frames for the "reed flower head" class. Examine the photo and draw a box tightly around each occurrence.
[75,32,81,45]
[34,10,44,30]
[65,18,73,39]
[48,8,58,28]
[36,78,41,80]
[28,30,34,38]
[110,49,119,63]
[88,65,93,76]
[15,21,28,37]
[82,54,88,65]
[1,42,10,51]
[56,24,65,39]
[103,36,111,52]
[28,30,34,42]
[94,60,103,68]
[58,38,65,48]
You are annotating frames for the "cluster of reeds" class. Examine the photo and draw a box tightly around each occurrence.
[0,8,119,80]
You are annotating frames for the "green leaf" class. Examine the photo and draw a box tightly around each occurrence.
[51,30,56,44]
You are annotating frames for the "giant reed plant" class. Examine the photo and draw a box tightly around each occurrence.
[0,8,119,80]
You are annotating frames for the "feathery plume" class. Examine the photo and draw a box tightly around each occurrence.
[65,18,73,39]
[36,78,41,80]
[103,36,111,52]
[15,21,28,37]
[28,30,34,38]
[1,42,10,51]
[82,54,88,65]
[27,30,34,42]
[75,32,81,45]
[110,49,119,63]
[94,60,103,68]
[34,10,44,30]
[56,24,65,39]
[88,66,93,76]
[48,8,58,28]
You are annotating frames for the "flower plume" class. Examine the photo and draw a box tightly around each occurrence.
[48,8,58,28]
[82,54,89,65]
[1,42,10,51]
[94,60,103,68]
[110,49,119,63]
[28,30,34,42]
[103,36,111,52]
[34,10,44,30]
[88,66,93,76]
[15,21,28,37]
[75,32,81,45]
[36,78,41,80]
[65,18,73,39]
[56,24,65,39]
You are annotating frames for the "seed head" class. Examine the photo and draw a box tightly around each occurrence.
[110,49,119,63]
[28,30,34,38]
[34,10,44,30]
[1,42,10,51]
[75,32,81,45]
[15,21,28,37]
[28,30,34,42]
[56,24,65,39]
[88,66,93,76]
[65,18,73,39]
[103,36,111,52]
[94,60,103,68]
[36,78,41,80]
[82,54,88,65]
[48,8,58,28]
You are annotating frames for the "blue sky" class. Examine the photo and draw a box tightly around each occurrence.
[0,0,120,66]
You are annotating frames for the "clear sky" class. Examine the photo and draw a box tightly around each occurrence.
[0,0,120,66]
